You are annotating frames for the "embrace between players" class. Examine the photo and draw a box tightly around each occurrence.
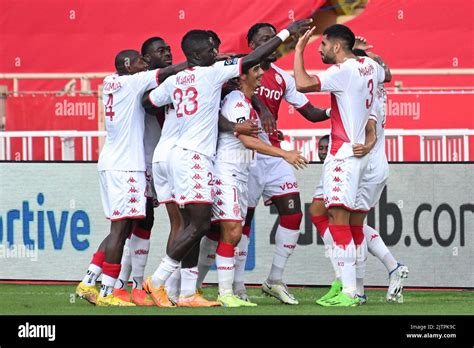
[76,16,408,308]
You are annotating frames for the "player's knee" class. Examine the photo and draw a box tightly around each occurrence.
[280,212,303,230]
[138,215,154,231]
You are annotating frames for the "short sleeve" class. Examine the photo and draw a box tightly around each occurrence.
[149,78,172,107]
[131,69,160,93]
[317,64,348,93]
[210,58,242,85]
[374,60,386,84]
[275,66,309,109]
[221,92,250,124]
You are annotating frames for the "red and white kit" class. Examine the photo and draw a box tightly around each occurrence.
[149,58,242,205]
[355,83,389,211]
[152,105,178,204]
[98,70,160,220]
[248,64,308,207]
[144,107,163,207]
[316,57,385,211]
[212,90,257,223]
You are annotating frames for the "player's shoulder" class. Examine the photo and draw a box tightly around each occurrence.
[223,89,245,105]
[103,74,123,94]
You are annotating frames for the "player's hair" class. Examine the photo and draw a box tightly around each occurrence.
[323,24,355,52]
[319,134,330,144]
[181,30,212,58]
[247,23,277,45]
[352,48,368,57]
[141,37,165,56]
[207,30,221,49]
[114,49,139,71]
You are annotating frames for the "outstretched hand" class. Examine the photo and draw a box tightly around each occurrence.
[284,150,309,170]
[353,36,374,51]
[287,18,313,37]
[295,26,316,52]
[235,120,259,137]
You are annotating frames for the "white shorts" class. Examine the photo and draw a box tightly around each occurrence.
[313,177,324,200]
[322,154,370,212]
[152,161,174,204]
[99,170,146,221]
[355,156,389,211]
[145,164,159,207]
[248,155,299,208]
[212,167,248,223]
[169,146,214,206]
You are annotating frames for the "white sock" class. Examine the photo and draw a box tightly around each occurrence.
[320,227,341,281]
[196,236,218,289]
[216,242,235,296]
[99,274,116,297]
[333,240,357,298]
[233,234,249,293]
[114,238,131,290]
[180,267,199,298]
[82,263,102,286]
[355,238,367,296]
[152,255,180,288]
[363,225,398,273]
[130,232,150,290]
[268,225,299,283]
[165,266,181,301]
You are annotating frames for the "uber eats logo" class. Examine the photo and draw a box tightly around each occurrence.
[0,193,90,250]
[268,187,473,248]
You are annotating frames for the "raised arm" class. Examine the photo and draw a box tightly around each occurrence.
[368,52,392,83]
[242,19,313,73]
[156,61,189,83]
[294,27,320,92]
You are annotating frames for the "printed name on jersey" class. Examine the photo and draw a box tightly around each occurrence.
[236,117,246,123]
[358,64,375,77]
[224,58,239,66]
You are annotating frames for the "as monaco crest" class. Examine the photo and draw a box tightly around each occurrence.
[233,203,241,217]
[275,73,283,85]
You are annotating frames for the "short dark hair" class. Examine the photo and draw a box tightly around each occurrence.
[319,134,330,144]
[181,30,212,57]
[141,37,165,56]
[114,49,139,71]
[207,30,221,49]
[247,23,277,45]
[352,48,368,57]
[323,24,355,51]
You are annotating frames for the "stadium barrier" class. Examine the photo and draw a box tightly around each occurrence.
[0,162,472,287]
[1,129,473,162]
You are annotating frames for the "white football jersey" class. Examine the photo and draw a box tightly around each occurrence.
[216,90,258,181]
[370,83,387,162]
[98,69,160,171]
[152,105,178,163]
[144,110,162,166]
[317,57,385,158]
[149,58,242,157]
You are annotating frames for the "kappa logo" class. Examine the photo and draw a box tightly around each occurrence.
[279,182,298,190]
[192,164,202,170]
[332,187,341,192]
[128,197,138,203]
[219,210,226,216]
[192,154,201,161]
[332,196,340,202]
[128,187,138,193]
[215,189,223,196]
[333,177,342,183]
[112,210,121,216]
[193,174,202,180]
[217,200,224,206]
[214,179,223,186]
[194,183,203,190]
[334,166,343,172]
[370,233,379,241]
[134,249,149,255]
[180,195,186,201]
[129,208,138,214]
[194,193,204,199]
[128,177,137,183]
[235,102,245,108]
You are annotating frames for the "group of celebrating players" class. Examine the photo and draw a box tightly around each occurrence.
[75,16,408,308]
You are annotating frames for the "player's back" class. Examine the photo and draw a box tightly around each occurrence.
[99,70,159,171]
[319,57,385,158]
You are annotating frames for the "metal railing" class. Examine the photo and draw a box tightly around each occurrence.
[0,129,472,162]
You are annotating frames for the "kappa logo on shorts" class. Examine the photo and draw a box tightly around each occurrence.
[219,210,226,216]
[192,164,202,170]
[128,197,138,203]
[180,195,186,201]
[333,177,342,183]
[214,179,223,186]
[331,196,340,202]
[334,166,343,172]
[129,207,138,214]
[128,187,138,193]
[217,199,223,206]
[332,187,341,192]
[127,177,137,183]
[112,210,121,216]
[215,189,223,196]
[194,193,204,199]
[193,174,202,180]
[194,183,203,190]
[192,154,201,161]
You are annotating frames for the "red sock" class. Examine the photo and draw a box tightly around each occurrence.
[91,251,105,267]
[132,226,151,240]
[329,225,352,250]
[102,262,121,279]
[311,215,329,237]
[242,225,251,237]
[351,225,364,246]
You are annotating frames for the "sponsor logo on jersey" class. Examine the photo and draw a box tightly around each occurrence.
[180,195,186,201]
[219,210,226,216]
[215,189,223,196]
[224,57,239,66]
[332,187,341,192]
[279,182,298,191]
[331,196,340,202]
[236,116,246,123]
[217,200,223,206]
[256,86,282,101]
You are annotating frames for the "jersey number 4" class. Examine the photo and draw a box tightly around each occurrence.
[105,94,115,121]
[173,87,198,118]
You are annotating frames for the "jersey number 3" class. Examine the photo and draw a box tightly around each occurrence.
[173,87,198,117]
[366,79,374,109]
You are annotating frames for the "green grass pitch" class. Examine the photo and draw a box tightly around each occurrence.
[1,284,473,315]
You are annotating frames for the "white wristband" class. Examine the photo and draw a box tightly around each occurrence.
[276,29,290,42]
[325,108,331,117]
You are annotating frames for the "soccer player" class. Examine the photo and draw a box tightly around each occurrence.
[111,37,174,306]
[234,22,329,305]
[213,65,308,307]
[318,135,329,162]
[75,49,188,306]
[142,20,313,307]
[294,24,391,306]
